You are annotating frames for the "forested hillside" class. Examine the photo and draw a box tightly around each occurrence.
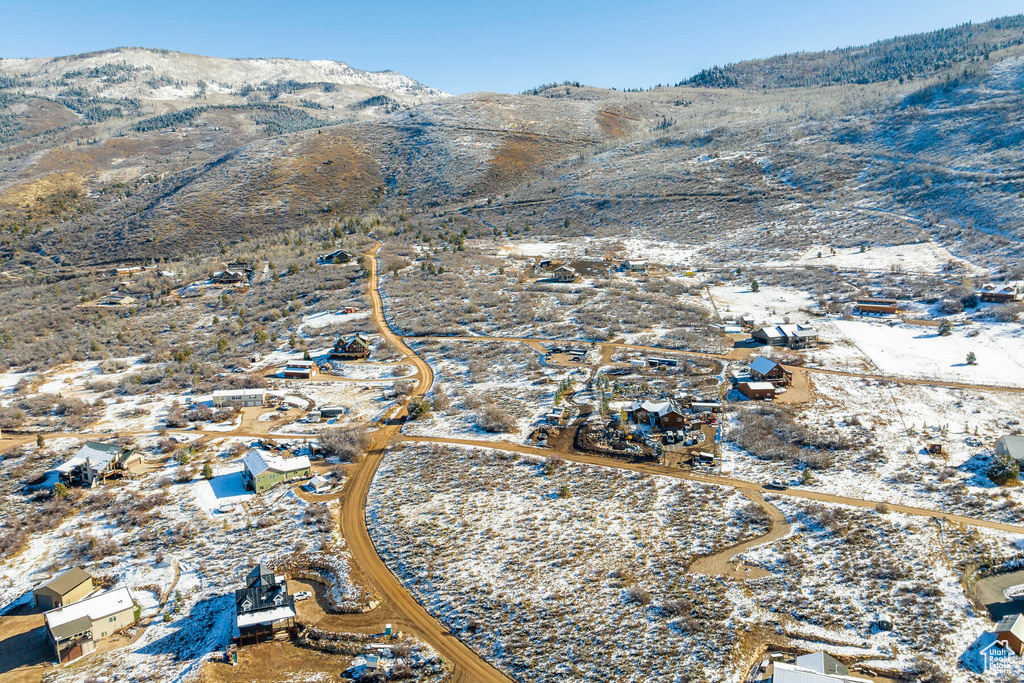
[681,14,1024,88]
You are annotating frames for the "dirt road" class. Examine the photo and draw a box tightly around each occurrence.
[688,491,791,580]
[339,244,512,683]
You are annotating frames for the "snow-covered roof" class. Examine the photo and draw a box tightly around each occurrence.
[632,399,677,416]
[213,388,266,398]
[750,356,781,375]
[285,360,315,368]
[741,381,776,391]
[242,449,311,477]
[235,604,295,628]
[45,587,133,635]
[55,442,123,473]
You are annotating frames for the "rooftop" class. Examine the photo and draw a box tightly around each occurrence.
[37,567,93,596]
[45,587,133,635]
[242,449,311,477]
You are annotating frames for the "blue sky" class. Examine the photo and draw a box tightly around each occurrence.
[1,0,1021,93]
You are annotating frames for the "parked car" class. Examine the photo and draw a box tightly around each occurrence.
[763,480,787,491]
[294,591,312,601]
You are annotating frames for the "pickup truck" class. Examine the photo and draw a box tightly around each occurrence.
[763,480,788,491]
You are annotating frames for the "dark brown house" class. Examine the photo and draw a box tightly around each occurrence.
[748,356,792,386]
[213,270,247,285]
[330,335,370,360]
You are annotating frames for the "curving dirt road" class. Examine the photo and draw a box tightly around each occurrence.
[688,491,790,580]
[337,244,513,683]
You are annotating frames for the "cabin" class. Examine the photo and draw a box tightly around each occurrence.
[55,442,142,488]
[330,335,371,360]
[282,360,317,379]
[319,248,354,264]
[995,613,1024,656]
[45,587,136,665]
[34,568,94,611]
[737,381,776,400]
[213,388,267,408]
[241,450,311,493]
[551,265,577,283]
[629,400,687,431]
[751,324,819,349]
[622,259,649,272]
[212,270,248,285]
[853,297,898,315]
[979,283,1022,303]
[749,356,792,386]
[996,435,1024,463]
[234,564,295,646]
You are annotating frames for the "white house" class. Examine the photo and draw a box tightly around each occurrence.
[213,388,267,408]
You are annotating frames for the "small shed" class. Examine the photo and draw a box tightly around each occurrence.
[283,360,316,379]
[995,613,1024,656]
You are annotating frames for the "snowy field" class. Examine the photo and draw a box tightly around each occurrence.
[721,372,1024,524]
[708,284,820,325]
[830,319,1024,386]
[368,442,771,682]
[792,241,976,274]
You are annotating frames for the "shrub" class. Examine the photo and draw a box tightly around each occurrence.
[476,404,516,433]
[988,451,1019,486]
[318,425,371,461]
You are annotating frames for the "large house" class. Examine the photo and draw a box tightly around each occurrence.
[33,567,94,610]
[45,586,135,665]
[234,564,296,646]
[751,324,819,349]
[56,442,141,488]
[629,400,687,431]
[282,359,317,379]
[749,356,793,386]
[213,388,267,408]
[551,265,577,283]
[996,435,1024,463]
[212,270,248,285]
[330,334,371,360]
[241,450,311,493]
[319,248,353,264]
[751,651,870,683]
[979,282,1022,303]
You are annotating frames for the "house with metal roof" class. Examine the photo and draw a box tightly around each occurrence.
[233,564,295,646]
[33,567,94,610]
[996,436,1024,463]
[241,449,311,493]
[629,399,687,431]
[750,651,871,683]
[749,356,793,386]
[55,442,141,488]
[44,586,135,664]
[751,324,819,349]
